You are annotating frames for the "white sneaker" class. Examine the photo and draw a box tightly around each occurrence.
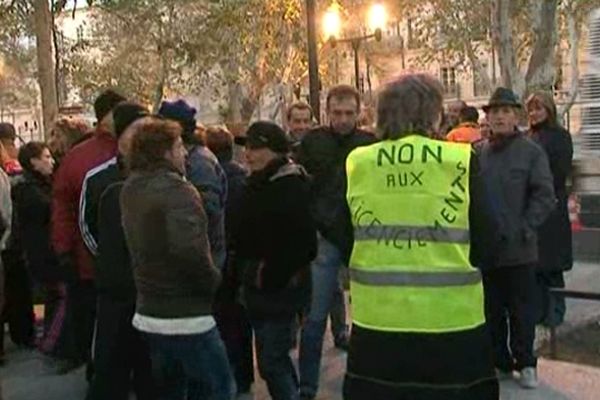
[519,367,539,389]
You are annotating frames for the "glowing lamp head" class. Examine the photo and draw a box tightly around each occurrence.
[323,2,342,41]
[368,3,387,38]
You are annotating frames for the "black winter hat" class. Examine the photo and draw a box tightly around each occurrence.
[482,87,522,112]
[235,121,290,154]
[113,102,149,138]
[94,89,127,122]
[158,100,197,136]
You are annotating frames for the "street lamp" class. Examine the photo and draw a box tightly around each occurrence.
[306,0,321,122]
[324,1,387,91]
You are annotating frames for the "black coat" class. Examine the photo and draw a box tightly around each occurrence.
[12,171,59,282]
[530,121,574,272]
[79,157,120,256]
[296,126,376,262]
[221,160,247,246]
[235,157,317,319]
[97,181,136,300]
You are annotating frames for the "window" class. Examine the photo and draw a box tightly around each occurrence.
[473,63,489,98]
[441,67,459,98]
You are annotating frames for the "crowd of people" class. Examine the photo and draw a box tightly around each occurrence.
[0,72,573,400]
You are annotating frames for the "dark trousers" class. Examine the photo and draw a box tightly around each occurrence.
[38,282,75,360]
[330,280,348,340]
[87,295,155,400]
[252,316,299,400]
[214,301,254,393]
[144,328,234,400]
[483,264,537,371]
[68,280,97,371]
[0,251,34,350]
[536,271,566,328]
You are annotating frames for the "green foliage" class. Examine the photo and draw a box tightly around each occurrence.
[60,0,309,117]
[0,0,38,109]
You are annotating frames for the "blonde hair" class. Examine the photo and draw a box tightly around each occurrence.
[526,91,558,126]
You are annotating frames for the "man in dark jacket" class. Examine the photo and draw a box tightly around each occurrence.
[51,89,126,372]
[158,100,228,270]
[84,104,153,400]
[121,118,233,400]
[235,121,317,400]
[479,88,555,389]
[296,85,376,399]
[79,102,149,257]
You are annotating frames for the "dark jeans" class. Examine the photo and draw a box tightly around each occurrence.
[330,276,348,341]
[483,264,537,371]
[299,236,344,399]
[252,316,299,400]
[68,280,97,373]
[536,271,566,328]
[0,250,34,349]
[87,295,154,400]
[144,327,234,400]
[214,301,254,393]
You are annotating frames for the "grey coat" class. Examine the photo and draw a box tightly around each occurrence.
[479,134,555,267]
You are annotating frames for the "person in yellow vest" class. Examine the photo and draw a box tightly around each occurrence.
[343,73,499,399]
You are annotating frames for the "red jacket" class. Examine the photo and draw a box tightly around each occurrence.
[51,129,117,280]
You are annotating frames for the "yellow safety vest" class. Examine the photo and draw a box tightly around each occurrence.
[346,134,485,333]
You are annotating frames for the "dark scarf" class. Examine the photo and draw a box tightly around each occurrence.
[489,129,521,151]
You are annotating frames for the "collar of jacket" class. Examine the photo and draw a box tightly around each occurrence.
[489,130,521,151]
[327,125,360,143]
[248,156,303,186]
[131,161,184,178]
[22,170,51,191]
[94,127,117,141]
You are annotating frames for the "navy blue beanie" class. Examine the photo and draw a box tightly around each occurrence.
[158,100,197,137]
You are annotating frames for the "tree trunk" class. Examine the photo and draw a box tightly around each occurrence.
[559,8,580,121]
[491,0,524,96]
[152,48,167,112]
[227,80,243,124]
[465,40,492,94]
[524,0,558,97]
[33,0,58,138]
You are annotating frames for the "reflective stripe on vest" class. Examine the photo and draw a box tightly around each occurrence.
[349,268,481,287]
[354,225,470,244]
[346,135,485,333]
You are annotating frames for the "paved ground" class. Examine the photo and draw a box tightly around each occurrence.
[3,342,600,400]
[2,261,600,400]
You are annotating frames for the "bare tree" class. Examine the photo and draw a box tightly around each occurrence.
[33,0,58,137]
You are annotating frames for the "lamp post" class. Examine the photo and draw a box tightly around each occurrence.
[324,1,387,92]
[306,0,321,122]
